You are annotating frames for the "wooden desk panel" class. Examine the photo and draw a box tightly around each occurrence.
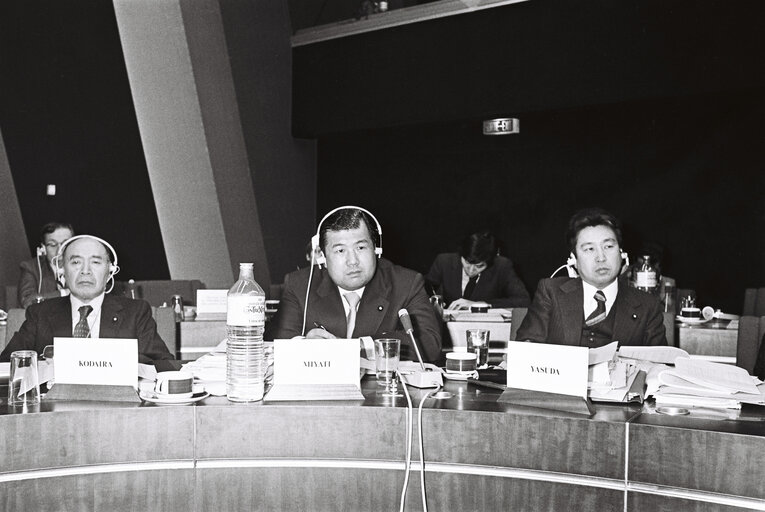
[678,324,737,358]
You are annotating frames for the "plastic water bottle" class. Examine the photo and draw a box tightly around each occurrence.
[226,263,265,402]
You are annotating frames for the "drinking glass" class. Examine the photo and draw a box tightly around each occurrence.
[9,350,40,406]
[466,328,489,367]
[374,338,401,396]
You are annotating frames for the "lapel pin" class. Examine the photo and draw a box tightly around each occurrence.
[632,314,638,320]
[113,316,118,322]
[378,306,383,311]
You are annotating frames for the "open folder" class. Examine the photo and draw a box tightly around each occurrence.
[265,339,364,401]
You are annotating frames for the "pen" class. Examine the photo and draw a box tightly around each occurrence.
[313,321,327,331]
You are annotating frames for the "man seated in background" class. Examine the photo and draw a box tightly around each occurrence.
[270,207,442,363]
[516,208,666,347]
[17,222,74,307]
[425,230,530,310]
[1,235,174,364]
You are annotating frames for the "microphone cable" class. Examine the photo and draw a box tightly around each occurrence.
[397,371,414,512]
[36,252,44,295]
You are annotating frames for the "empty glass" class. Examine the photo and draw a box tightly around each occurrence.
[374,338,401,396]
[8,350,40,406]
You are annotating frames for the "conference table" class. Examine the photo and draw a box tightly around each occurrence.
[2,375,765,511]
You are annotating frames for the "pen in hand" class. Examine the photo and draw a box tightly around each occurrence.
[313,321,327,331]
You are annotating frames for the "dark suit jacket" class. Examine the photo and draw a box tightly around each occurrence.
[18,257,61,308]
[516,277,667,347]
[270,258,442,362]
[0,295,175,364]
[425,253,530,308]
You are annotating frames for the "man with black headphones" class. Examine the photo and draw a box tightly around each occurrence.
[1,235,174,364]
[270,207,442,363]
[17,222,74,308]
[516,208,666,348]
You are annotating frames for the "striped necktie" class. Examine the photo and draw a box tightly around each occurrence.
[73,305,93,338]
[585,291,607,327]
[344,292,360,339]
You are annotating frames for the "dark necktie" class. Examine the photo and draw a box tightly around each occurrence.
[463,275,479,299]
[585,291,607,327]
[73,305,93,338]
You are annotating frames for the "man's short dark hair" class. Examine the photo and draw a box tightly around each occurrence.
[41,222,74,242]
[459,231,498,266]
[319,208,379,253]
[566,208,623,253]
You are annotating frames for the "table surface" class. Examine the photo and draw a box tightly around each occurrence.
[2,374,765,511]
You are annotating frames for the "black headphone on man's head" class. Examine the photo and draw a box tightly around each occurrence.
[54,234,120,293]
[310,205,383,267]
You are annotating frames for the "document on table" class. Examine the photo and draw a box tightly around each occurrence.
[618,345,690,365]
[658,358,759,395]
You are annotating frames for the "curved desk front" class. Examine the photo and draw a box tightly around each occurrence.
[2,380,764,511]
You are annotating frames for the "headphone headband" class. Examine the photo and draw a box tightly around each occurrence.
[55,234,121,293]
[311,206,383,266]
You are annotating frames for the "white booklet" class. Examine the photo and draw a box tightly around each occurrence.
[265,338,364,401]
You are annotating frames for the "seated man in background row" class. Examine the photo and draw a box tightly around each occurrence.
[516,208,666,347]
[425,230,530,310]
[270,207,442,363]
[1,235,174,364]
[17,222,74,308]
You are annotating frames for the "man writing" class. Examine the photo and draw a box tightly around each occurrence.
[1,235,174,364]
[270,207,442,362]
[17,222,74,307]
[516,208,666,347]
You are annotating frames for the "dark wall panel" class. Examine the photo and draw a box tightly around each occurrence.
[318,90,765,313]
[0,1,169,281]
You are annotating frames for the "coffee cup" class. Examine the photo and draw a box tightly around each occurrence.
[154,371,193,397]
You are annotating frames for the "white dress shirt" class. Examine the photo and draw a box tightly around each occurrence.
[581,279,618,319]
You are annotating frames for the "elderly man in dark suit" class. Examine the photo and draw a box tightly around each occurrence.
[270,207,441,363]
[516,208,666,348]
[1,235,173,364]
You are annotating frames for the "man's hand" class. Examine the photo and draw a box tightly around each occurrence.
[447,298,483,310]
[305,328,338,339]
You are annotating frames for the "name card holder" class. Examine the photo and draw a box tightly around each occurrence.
[44,383,141,403]
[497,388,595,416]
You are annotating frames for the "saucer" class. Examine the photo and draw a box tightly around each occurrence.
[675,316,710,326]
[140,391,209,405]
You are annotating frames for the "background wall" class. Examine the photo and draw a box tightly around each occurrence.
[294,0,765,313]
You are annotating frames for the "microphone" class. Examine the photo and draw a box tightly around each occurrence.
[397,309,443,388]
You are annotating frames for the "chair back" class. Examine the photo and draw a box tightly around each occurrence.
[662,311,675,347]
[152,306,177,357]
[3,308,26,349]
[4,285,19,310]
[743,288,765,316]
[736,315,765,374]
[510,307,528,340]
[114,280,205,307]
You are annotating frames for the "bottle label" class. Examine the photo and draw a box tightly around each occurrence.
[636,271,657,288]
[227,295,265,326]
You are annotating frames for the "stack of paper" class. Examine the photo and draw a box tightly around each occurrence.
[181,340,274,396]
[654,358,765,409]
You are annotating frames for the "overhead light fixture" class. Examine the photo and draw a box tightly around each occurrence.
[483,118,519,135]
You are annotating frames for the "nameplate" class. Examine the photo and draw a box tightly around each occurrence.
[506,341,588,398]
[196,290,228,315]
[272,339,360,386]
[53,337,138,388]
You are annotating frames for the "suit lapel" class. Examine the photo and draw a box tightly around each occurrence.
[51,296,74,337]
[99,295,125,338]
[313,271,347,337]
[355,266,389,338]
[445,256,463,300]
[613,286,641,344]
[558,279,583,345]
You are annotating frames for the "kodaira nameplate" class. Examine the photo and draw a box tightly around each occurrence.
[44,383,141,402]
[53,337,138,388]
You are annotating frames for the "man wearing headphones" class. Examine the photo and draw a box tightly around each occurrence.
[270,207,442,363]
[17,222,74,308]
[1,235,174,364]
[516,208,666,347]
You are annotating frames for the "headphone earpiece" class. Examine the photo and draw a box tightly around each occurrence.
[36,245,46,257]
[566,253,576,268]
[620,250,630,267]
[310,233,326,267]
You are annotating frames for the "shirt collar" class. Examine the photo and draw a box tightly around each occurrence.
[337,286,365,300]
[582,278,619,304]
[71,292,106,312]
